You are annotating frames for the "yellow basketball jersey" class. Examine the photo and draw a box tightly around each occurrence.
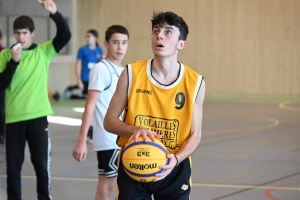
[117,59,204,154]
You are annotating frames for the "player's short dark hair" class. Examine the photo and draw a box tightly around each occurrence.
[151,11,189,41]
[13,15,35,32]
[105,25,129,42]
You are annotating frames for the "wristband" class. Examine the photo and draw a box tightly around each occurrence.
[174,155,179,166]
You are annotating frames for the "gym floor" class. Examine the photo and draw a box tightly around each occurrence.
[0,99,299,200]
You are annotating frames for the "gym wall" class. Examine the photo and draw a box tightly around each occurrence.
[76,0,300,99]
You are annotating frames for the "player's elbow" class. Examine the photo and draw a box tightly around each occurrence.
[103,114,112,133]
[192,131,202,145]
[195,132,202,145]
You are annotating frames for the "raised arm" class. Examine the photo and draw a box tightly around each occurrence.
[38,0,71,53]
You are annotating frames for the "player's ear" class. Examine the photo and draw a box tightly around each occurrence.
[177,40,186,51]
[104,40,108,48]
[31,30,36,37]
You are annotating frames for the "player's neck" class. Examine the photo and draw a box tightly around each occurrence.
[152,56,179,73]
[151,58,180,85]
[105,55,122,67]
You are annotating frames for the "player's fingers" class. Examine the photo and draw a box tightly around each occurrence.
[155,134,162,139]
[78,153,84,162]
[73,151,83,162]
[82,152,87,161]
[154,170,170,182]
[154,175,166,182]
[128,134,135,143]
[37,0,46,7]
[141,132,149,142]
[73,151,79,160]
[16,47,22,53]
[160,163,173,170]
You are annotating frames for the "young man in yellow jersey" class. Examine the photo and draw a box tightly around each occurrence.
[104,11,206,199]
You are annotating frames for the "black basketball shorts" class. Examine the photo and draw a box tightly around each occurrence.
[117,152,192,200]
[97,148,120,178]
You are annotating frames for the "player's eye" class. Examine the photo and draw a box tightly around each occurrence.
[153,29,159,34]
[166,30,172,35]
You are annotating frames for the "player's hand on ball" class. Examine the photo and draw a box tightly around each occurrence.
[129,127,161,143]
[154,154,177,182]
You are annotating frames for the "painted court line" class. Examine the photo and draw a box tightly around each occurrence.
[279,101,300,112]
[0,175,299,191]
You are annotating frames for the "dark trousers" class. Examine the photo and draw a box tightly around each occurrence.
[6,116,51,200]
[0,91,5,138]
[117,156,191,200]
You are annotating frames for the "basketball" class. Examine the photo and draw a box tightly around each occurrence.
[121,136,169,182]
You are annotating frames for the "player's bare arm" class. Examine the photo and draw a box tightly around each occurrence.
[175,79,205,163]
[73,90,99,162]
[154,79,206,182]
[104,69,130,135]
[104,69,161,143]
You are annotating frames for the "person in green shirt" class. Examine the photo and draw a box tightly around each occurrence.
[0,29,6,145]
[0,0,71,199]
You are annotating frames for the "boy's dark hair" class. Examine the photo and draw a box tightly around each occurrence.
[105,25,129,42]
[151,11,189,41]
[0,29,2,39]
[13,15,35,32]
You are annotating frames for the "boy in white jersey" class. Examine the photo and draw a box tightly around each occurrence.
[73,25,129,200]
[104,12,206,199]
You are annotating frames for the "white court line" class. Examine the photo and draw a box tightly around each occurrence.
[0,175,299,191]
[47,116,82,126]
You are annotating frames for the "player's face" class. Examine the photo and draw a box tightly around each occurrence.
[85,33,97,46]
[105,33,128,61]
[14,29,35,49]
[151,23,186,58]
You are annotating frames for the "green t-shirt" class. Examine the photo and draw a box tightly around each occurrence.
[0,40,58,123]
